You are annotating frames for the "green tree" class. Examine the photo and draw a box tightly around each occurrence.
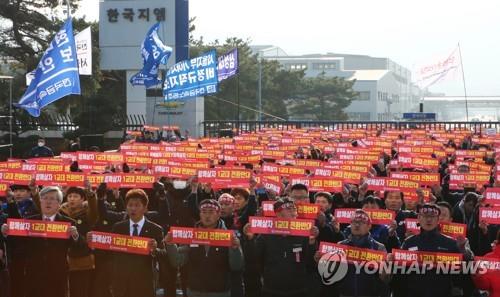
[289,73,358,121]
[0,0,126,135]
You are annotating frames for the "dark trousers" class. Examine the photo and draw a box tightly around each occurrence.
[69,270,93,297]
[92,255,112,297]
[8,258,26,297]
[231,271,244,297]
[0,268,9,297]
[161,261,188,297]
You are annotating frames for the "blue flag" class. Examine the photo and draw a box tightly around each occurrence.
[130,23,172,88]
[16,18,80,117]
[218,48,238,82]
[163,50,218,101]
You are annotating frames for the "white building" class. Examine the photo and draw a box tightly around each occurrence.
[253,46,418,121]
[423,96,500,122]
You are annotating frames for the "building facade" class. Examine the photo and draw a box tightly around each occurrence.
[255,46,418,121]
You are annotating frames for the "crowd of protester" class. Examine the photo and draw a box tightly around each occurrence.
[0,126,499,297]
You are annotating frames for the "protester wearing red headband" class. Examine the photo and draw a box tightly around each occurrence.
[165,198,243,297]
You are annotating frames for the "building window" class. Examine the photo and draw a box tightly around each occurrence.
[312,63,337,70]
[287,63,307,71]
[354,91,370,101]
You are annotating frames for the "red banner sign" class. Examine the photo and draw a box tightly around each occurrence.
[197,169,252,189]
[479,207,500,224]
[389,172,440,186]
[289,177,343,192]
[6,218,70,239]
[170,227,233,247]
[318,242,387,262]
[450,174,490,190]
[334,208,395,225]
[85,174,155,188]
[248,216,314,237]
[88,231,151,255]
[366,177,419,192]
[259,202,319,219]
[475,256,500,271]
[261,201,276,217]
[152,165,198,179]
[398,154,439,170]
[34,172,85,187]
[0,170,32,185]
[0,183,7,196]
[484,188,500,205]
[392,248,463,264]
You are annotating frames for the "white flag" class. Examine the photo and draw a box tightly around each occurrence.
[25,70,35,86]
[414,47,460,89]
[75,26,92,75]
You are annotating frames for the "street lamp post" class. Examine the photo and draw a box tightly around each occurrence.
[256,46,280,122]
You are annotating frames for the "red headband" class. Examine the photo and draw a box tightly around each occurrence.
[200,203,221,212]
[218,194,235,204]
[352,212,371,224]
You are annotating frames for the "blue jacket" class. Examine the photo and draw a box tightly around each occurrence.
[336,234,388,297]
[392,228,463,297]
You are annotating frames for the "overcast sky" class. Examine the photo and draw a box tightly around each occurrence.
[79,0,500,96]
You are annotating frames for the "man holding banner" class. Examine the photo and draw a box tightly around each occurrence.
[1,186,84,297]
[243,198,319,297]
[165,199,244,297]
[108,189,166,297]
[392,204,472,297]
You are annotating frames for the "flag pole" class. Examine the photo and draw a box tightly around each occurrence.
[236,47,240,134]
[457,42,469,122]
[66,0,71,19]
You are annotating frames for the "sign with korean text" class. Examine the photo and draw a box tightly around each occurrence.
[34,172,85,187]
[334,208,395,225]
[88,231,150,255]
[392,249,463,265]
[163,50,218,101]
[479,207,500,224]
[389,172,440,186]
[169,227,232,247]
[6,218,71,239]
[248,216,314,237]
[318,242,387,263]
[483,188,500,205]
[197,169,251,189]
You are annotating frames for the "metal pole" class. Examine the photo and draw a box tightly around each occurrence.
[257,51,262,121]
[66,0,71,18]
[236,71,240,134]
[9,78,12,158]
[457,43,469,122]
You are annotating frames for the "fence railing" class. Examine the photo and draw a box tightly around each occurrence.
[0,114,147,134]
[202,120,500,137]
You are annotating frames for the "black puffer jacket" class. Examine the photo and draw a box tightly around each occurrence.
[246,232,317,296]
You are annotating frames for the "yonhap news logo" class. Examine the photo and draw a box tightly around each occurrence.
[317,251,348,285]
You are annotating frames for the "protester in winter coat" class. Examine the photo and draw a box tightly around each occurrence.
[243,198,319,297]
[332,209,389,297]
[166,199,244,297]
[59,183,98,297]
[2,186,84,297]
[3,183,39,297]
